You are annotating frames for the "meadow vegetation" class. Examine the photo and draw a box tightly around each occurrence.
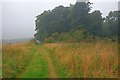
[2,42,35,78]
[44,40,118,78]
[2,1,119,78]
[2,40,118,78]
[0,44,2,77]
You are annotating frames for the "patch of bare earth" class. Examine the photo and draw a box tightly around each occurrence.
[44,52,59,78]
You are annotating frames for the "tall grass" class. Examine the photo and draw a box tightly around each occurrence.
[2,40,118,78]
[0,44,2,78]
[44,40,118,78]
[21,46,49,78]
[2,42,35,78]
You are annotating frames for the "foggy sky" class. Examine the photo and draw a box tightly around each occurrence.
[0,3,2,41]
[0,0,119,40]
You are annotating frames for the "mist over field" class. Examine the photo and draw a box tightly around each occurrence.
[1,0,119,79]
[0,3,2,42]
[1,0,118,40]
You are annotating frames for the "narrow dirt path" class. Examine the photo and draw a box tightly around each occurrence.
[18,46,49,78]
[43,48,59,78]
[17,45,59,78]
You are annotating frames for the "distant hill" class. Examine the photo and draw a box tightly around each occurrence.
[2,38,33,44]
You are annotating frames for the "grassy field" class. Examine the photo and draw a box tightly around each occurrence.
[0,44,2,78]
[2,41,118,78]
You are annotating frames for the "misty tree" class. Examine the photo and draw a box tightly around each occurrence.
[102,11,119,40]
[34,1,119,42]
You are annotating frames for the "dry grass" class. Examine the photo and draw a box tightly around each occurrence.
[2,41,118,78]
[0,45,1,49]
[44,41,118,78]
[2,42,34,78]
[0,44,1,78]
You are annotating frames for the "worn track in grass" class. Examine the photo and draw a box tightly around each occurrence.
[19,45,58,78]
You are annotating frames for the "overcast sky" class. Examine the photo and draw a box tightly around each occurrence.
[0,0,119,40]
[0,3,2,41]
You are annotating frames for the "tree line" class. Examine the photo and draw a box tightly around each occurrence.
[34,2,119,43]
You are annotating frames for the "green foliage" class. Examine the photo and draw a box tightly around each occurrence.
[70,2,91,27]
[102,11,118,37]
[34,1,118,43]
[63,28,86,42]
[101,11,119,42]
[87,10,104,36]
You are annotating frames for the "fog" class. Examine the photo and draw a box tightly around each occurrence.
[0,3,2,41]
[0,0,119,40]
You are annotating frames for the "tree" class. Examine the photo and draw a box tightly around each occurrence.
[102,11,118,40]
[88,10,104,36]
[70,2,92,28]
[34,1,118,42]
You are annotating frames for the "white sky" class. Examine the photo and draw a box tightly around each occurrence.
[0,0,119,40]
[0,0,119,2]
[0,3,2,41]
